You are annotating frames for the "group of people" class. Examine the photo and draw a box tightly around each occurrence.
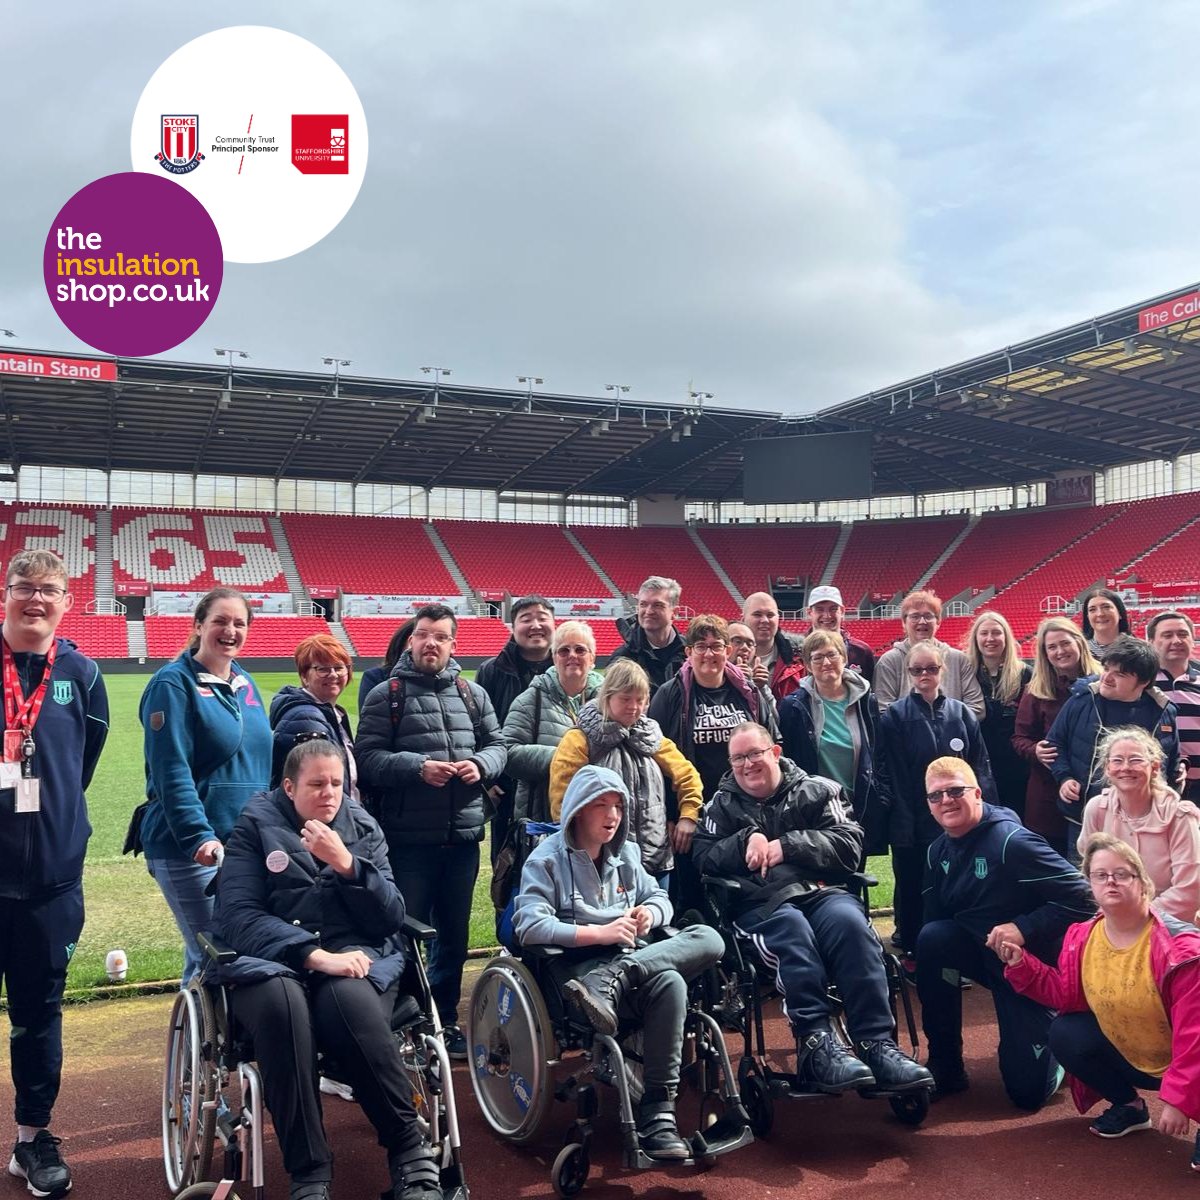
[5,554,1200,1200]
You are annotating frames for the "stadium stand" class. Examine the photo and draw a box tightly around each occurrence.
[433,519,611,598]
[143,614,331,658]
[571,525,738,613]
[111,508,287,591]
[57,614,128,658]
[695,523,841,598]
[1121,512,1200,598]
[0,503,97,602]
[831,515,968,610]
[282,514,459,596]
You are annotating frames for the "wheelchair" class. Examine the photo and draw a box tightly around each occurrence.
[161,918,470,1199]
[467,819,753,1198]
[704,872,932,1136]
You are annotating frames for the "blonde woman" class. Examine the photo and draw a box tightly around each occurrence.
[1078,727,1200,923]
[964,611,1032,820]
[1012,618,1100,847]
[550,658,702,879]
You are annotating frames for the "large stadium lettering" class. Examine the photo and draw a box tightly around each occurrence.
[113,512,282,587]
[8,509,95,579]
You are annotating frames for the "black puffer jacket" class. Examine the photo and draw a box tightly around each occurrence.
[355,652,507,846]
[476,639,552,725]
[215,786,406,989]
[693,757,863,926]
[268,686,354,792]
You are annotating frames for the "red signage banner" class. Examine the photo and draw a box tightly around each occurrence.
[308,586,340,599]
[1138,290,1200,332]
[0,353,117,381]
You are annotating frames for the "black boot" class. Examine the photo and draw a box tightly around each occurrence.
[289,1182,332,1200]
[564,956,644,1036]
[637,1088,690,1161]
[857,1040,934,1091]
[926,1056,970,1100]
[795,1029,876,1093]
[388,1141,441,1200]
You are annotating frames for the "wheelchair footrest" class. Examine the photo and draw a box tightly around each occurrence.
[690,1114,754,1157]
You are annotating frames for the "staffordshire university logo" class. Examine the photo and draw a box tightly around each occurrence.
[156,115,205,174]
[291,114,349,174]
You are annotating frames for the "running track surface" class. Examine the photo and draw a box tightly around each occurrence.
[1,976,1195,1199]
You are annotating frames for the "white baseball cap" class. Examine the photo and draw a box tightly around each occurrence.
[807,586,844,607]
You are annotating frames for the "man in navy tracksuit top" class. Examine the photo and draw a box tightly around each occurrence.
[0,550,109,1198]
[917,755,1095,1112]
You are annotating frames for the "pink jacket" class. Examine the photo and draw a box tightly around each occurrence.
[1078,787,1200,923]
[1005,911,1200,1119]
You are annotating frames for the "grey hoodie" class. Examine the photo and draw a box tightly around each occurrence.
[513,764,672,947]
[873,637,985,717]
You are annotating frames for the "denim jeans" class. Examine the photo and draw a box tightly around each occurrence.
[387,841,480,1026]
[147,855,218,985]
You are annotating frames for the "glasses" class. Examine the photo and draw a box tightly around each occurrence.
[555,645,591,657]
[927,786,970,804]
[692,641,727,655]
[809,651,843,665]
[905,612,937,623]
[908,664,941,676]
[729,637,755,647]
[415,633,454,645]
[1107,756,1148,768]
[1088,869,1137,886]
[6,583,67,601]
[308,664,348,677]
[730,747,771,767]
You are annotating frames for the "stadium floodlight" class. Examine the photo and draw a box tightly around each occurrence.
[214,347,249,410]
[0,328,15,338]
[322,356,352,398]
[689,389,714,407]
[517,375,543,412]
[420,365,451,410]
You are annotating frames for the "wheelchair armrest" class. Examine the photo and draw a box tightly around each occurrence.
[520,942,565,959]
[403,915,437,942]
[702,876,746,896]
[848,872,878,891]
[198,932,238,966]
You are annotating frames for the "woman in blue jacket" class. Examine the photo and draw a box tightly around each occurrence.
[878,640,995,960]
[139,587,271,984]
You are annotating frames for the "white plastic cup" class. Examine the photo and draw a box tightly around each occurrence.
[105,949,128,983]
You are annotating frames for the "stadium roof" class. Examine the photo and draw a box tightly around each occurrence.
[2,281,1199,501]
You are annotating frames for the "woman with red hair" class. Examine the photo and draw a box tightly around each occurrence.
[270,634,358,799]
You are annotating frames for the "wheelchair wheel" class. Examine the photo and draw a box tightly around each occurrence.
[740,1072,774,1137]
[163,980,218,1193]
[888,1089,930,1127]
[551,1142,590,1198]
[174,1186,249,1199]
[467,956,555,1144]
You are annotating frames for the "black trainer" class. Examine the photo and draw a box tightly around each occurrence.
[442,1024,468,1061]
[9,1132,72,1199]
[564,958,643,1037]
[857,1040,934,1091]
[389,1141,442,1200]
[1089,1100,1151,1139]
[637,1094,690,1161]
[795,1030,876,1093]
[926,1057,970,1100]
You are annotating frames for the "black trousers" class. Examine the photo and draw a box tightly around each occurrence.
[0,885,85,1127]
[916,919,1059,1111]
[1049,1010,1161,1105]
[890,843,929,954]
[232,974,421,1183]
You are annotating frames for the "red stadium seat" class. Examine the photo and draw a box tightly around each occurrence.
[695,524,841,598]
[144,615,332,658]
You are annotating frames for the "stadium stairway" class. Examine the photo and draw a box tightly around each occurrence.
[914,514,981,594]
[93,508,115,608]
[561,527,624,598]
[127,619,147,658]
[687,526,744,606]
[424,521,474,598]
[329,618,356,656]
[269,515,312,611]
[818,522,854,586]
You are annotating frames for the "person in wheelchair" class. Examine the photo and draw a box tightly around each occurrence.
[692,722,932,1094]
[214,738,441,1200]
[512,764,725,1161]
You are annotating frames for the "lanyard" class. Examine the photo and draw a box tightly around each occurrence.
[2,636,58,735]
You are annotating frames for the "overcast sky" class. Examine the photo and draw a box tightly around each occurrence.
[4,0,1199,414]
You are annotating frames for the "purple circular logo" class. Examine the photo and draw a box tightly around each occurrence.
[43,172,222,356]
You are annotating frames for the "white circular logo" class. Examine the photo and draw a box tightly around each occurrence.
[130,26,368,263]
[265,849,290,874]
[949,737,965,753]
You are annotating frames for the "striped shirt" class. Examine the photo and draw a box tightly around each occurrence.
[1156,665,1200,802]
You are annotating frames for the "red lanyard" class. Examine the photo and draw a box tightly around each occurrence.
[2,637,58,735]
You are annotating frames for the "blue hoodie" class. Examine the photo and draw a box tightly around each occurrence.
[513,764,672,947]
